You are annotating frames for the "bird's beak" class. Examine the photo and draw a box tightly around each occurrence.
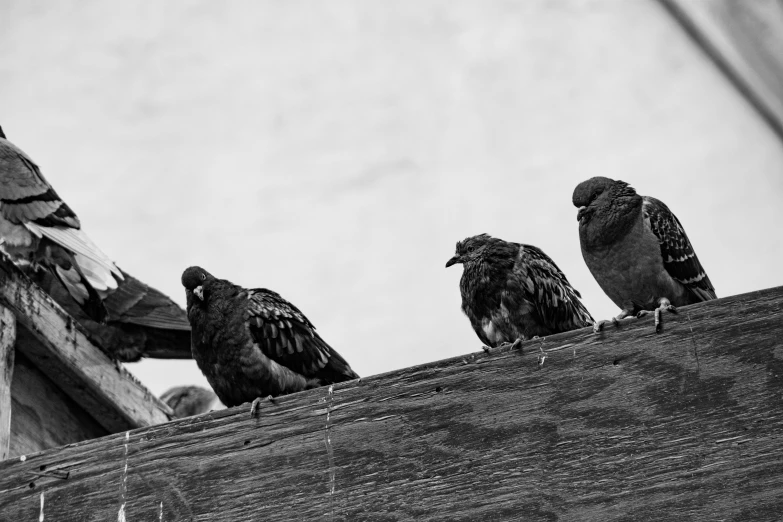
[576,206,586,222]
[445,255,461,268]
[194,286,204,301]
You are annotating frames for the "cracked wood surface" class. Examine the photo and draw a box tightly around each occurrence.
[0,255,171,434]
[0,286,782,521]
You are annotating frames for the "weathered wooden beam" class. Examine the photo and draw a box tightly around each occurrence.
[0,256,171,434]
[660,0,783,142]
[0,305,15,461]
[10,352,107,458]
[1,286,782,521]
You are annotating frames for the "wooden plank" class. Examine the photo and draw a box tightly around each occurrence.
[9,352,107,458]
[0,286,781,521]
[660,0,783,141]
[0,305,14,461]
[0,256,171,434]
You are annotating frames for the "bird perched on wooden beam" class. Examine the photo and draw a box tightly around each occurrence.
[573,177,716,332]
[0,125,122,322]
[181,266,359,415]
[161,385,225,418]
[446,234,594,351]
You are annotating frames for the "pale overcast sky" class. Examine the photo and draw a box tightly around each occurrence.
[2,0,782,397]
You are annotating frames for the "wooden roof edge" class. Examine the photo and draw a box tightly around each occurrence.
[0,255,172,433]
[0,284,781,519]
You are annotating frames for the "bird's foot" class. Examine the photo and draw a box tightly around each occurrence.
[481,345,491,354]
[593,320,610,333]
[654,299,677,333]
[636,299,677,333]
[493,339,523,352]
[249,395,276,418]
[609,309,633,328]
[594,309,633,333]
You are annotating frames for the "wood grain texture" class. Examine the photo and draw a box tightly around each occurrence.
[0,306,15,461]
[9,352,107,459]
[0,256,171,434]
[661,0,783,141]
[0,286,782,521]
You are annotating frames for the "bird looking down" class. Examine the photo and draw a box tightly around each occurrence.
[573,176,716,332]
[181,266,359,414]
[0,125,123,322]
[446,234,594,351]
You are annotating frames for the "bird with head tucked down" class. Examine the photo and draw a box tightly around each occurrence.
[446,234,594,351]
[573,176,716,332]
[181,266,359,415]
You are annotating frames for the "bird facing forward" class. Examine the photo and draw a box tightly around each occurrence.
[181,266,359,414]
[446,234,594,350]
[0,125,123,322]
[573,177,716,332]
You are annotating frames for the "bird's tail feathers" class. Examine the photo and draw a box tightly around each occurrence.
[687,285,717,303]
[315,334,359,382]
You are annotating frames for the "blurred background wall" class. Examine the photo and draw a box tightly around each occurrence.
[1,0,781,395]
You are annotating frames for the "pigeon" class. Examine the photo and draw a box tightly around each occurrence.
[446,234,594,350]
[161,385,225,418]
[27,266,192,362]
[573,176,716,332]
[181,266,359,414]
[0,125,122,322]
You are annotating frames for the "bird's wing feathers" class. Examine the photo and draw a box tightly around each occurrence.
[0,139,80,228]
[514,245,594,331]
[245,289,357,382]
[26,223,123,280]
[103,270,191,330]
[643,197,716,301]
[0,141,54,198]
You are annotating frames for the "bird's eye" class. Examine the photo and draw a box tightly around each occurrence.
[467,245,474,252]
[200,273,206,281]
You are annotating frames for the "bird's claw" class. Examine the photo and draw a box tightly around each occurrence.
[249,395,276,418]
[594,309,633,334]
[250,398,262,417]
[593,320,612,333]
[492,339,523,353]
[612,310,632,327]
[636,300,677,332]
[482,345,491,354]
[654,301,677,333]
